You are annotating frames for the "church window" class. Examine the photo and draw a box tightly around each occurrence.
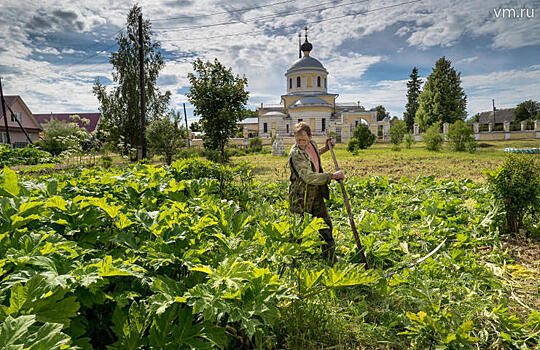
[324,78,327,88]
[307,77,312,88]
[286,124,289,134]
[322,118,326,131]
[296,76,301,88]
[263,123,268,133]
[289,78,292,89]
[317,76,321,87]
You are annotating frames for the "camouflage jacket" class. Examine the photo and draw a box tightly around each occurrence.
[288,140,331,214]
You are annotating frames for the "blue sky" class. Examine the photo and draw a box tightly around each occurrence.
[1,0,539,124]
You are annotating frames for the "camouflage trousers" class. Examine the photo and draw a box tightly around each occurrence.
[307,193,336,262]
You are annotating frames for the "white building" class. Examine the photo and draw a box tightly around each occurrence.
[257,28,390,143]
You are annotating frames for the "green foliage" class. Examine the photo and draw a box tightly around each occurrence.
[423,123,444,151]
[404,132,415,149]
[1,157,539,349]
[37,119,89,156]
[447,120,475,152]
[347,124,375,154]
[146,115,187,165]
[0,145,52,167]
[93,5,171,156]
[486,154,540,233]
[248,137,262,152]
[372,105,390,121]
[404,67,423,131]
[187,58,249,163]
[514,100,540,122]
[390,120,407,146]
[189,121,202,132]
[416,57,467,131]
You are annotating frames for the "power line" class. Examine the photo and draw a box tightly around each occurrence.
[155,0,364,33]
[161,0,421,42]
[152,0,299,23]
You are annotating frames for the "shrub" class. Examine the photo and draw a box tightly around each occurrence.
[447,120,475,152]
[39,118,89,156]
[176,147,203,159]
[249,137,263,152]
[146,117,187,165]
[404,133,415,149]
[0,145,53,166]
[423,123,443,151]
[347,124,375,154]
[389,120,407,146]
[101,155,113,168]
[486,154,540,233]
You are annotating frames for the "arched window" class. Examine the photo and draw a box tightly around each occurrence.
[307,77,312,88]
[324,78,327,89]
[296,76,301,88]
[317,76,321,87]
[289,78,292,89]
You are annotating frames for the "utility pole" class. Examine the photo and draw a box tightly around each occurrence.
[0,77,11,146]
[183,103,189,148]
[138,14,146,160]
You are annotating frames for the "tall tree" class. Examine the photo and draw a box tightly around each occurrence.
[187,58,249,163]
[93,5,170,156]
[415,57,467,131]
[372,105,390,121]
[403,67,423,131]
[514,100,540,122]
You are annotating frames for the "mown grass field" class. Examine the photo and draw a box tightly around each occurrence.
[233,139,540,183]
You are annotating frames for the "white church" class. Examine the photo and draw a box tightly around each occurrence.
[256,28,390,143]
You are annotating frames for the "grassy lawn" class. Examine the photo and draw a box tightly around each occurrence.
[232,139,540,183]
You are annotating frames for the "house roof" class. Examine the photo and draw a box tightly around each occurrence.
[2,95,43,131]
[478,108,515,123]
[33,113,101,132]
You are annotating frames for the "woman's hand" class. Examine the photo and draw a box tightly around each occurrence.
[331,170,344,180]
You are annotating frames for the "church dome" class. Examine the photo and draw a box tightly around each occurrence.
[286,56,326,75]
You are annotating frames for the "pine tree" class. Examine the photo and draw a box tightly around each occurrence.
[415,57,467,131]
[403,67,422,132]
[93,5,170,157]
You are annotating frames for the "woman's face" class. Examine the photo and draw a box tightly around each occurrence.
[295,131,311,150]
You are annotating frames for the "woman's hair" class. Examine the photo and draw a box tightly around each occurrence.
[293,121,311,136]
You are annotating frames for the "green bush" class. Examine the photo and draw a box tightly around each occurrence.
[176,147,203,159]
[146,117,187,165]
[447,120,475,152]
[423,123,444,151]
[101,155,113,168]
[389,120,407,146]
[404,133,415,149]
[38,118,89,156]
[0,145,53,166]
[347,124,375,154]
[486,154,540,233]
[249,137,263,152]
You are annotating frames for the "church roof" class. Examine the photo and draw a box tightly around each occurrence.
[262,111,287,116]
[286,56,327,74]
[291,96,330,107]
